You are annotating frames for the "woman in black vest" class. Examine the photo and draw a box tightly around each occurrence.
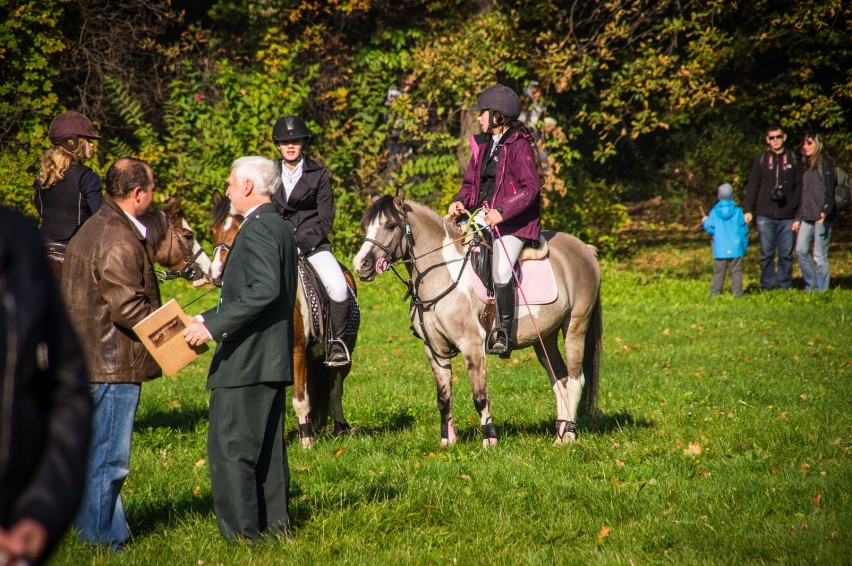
[33,111,103,244]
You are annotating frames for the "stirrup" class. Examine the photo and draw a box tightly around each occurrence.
[325,338,351,367]
[485,327,512,358]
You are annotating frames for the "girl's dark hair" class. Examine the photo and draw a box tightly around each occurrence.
[492,112,545,185]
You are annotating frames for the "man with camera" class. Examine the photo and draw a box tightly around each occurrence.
[744,125,802,291]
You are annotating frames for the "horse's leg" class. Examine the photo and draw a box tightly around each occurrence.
[425,349,457,447]
[554,316,592,444]
[329,367,352,434]
[291,300,314,448]
[532,331,576,444]
[460,346,495,447]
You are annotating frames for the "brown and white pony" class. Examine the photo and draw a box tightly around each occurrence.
[209,190,358,447]
[353,188,601,446]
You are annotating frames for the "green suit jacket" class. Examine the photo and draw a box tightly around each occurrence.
[203,202,297,388]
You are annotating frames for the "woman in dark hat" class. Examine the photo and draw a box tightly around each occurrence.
[270,115,352,366]
[33,111,103,244]
[447,84,544,357]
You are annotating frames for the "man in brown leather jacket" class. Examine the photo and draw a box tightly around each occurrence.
[62,157,161,549]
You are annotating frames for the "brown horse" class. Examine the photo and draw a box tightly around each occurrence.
[47,198,210,287]
[353,188,602,446]
[209,190,359,447]
[139,198,212,283]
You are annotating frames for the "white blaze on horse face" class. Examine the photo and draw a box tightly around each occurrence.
[210,215,235,280]
[183,218,212,271]
[353,216,383,277]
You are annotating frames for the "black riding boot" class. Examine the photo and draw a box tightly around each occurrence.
[326,299,351,367]
[488,282,515,358]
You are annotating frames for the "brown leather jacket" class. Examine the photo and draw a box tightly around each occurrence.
[62,195,162,382]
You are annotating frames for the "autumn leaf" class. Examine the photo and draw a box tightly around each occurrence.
[460,474,471,481]
[813,493,821,506]
[683,443,702,456]
[597,526,611,542]
[334,447,345,458]
[195,459,206,467]
[615,459,625,468]
[698,468,710,477]
[777,412,789,420]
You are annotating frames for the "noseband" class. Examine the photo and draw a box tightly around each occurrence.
[156,213,205,282]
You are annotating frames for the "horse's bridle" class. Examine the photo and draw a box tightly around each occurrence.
[364,206,472,362]
[156,212,205,282]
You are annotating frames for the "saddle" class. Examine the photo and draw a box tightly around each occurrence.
[297,258,360,358]
[45,241,67,283]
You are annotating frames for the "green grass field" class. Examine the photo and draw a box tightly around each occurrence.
[52,222,851,565]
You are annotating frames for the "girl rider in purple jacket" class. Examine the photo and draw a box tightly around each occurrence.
[448,84,543,357]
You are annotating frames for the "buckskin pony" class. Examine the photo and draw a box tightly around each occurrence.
[353,188,601,446]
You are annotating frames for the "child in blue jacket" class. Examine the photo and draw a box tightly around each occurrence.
[702,183,749,297]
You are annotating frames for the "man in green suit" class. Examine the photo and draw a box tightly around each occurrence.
[184,156,297,540]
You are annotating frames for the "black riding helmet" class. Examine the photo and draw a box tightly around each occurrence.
[272,115,311,144]
[474,85,521,130]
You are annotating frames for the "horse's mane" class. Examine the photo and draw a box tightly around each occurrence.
[212,195,243,227]
[137,208,166,248]
[361,195,465,243]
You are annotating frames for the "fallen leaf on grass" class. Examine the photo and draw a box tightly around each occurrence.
[683,443,702,456]
[800,463,810,474]
[193,485,201,495]
[334,447,345,458]
[195,459,206,467]
[169,400,181,409]
[698,468,710,477]
[777,412,789,420]
[615,459,625,468]
[460,474,471,481]
[813,493,821,507]
[800,394,808,400]
[597,526,611,542]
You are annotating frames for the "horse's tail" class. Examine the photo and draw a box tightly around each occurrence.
[579,292,602,416]
[307,360,332,428]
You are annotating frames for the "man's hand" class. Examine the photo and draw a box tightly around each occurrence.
[792,220,800,232]
[0,519,48,565]
[183,318,212,346]
[744,212,753,224]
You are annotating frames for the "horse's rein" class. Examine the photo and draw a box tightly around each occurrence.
[156,212,205,282]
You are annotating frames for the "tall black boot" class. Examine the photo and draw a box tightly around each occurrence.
[326,299,351,366]
[487,282,515,358]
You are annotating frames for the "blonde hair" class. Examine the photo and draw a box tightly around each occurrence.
[37,141,88,188]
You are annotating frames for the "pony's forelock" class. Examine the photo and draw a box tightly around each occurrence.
[361,194,401,230]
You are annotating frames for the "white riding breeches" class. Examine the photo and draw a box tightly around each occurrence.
[307,250,349,302]
[492,234,524,285]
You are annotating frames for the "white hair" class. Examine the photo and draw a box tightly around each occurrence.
[230,156,281,197]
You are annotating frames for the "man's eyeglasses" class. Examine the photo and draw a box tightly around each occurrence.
[767,135,784,140]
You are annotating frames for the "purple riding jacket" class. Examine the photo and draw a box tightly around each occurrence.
[453,130,541,241]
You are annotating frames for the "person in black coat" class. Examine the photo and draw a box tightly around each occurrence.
[270,115,352,366]
[183,156,298,540]
[0,206,92,565]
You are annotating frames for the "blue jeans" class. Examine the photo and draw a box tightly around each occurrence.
[796,219,832,291]
[74,383,141,548]
[756,216,795,290]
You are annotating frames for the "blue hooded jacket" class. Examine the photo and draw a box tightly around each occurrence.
[703,199,749,259]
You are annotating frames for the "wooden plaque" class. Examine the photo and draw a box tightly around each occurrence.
[133,299,208,376]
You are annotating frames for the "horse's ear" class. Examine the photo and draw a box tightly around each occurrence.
[212,190,223,205]
[393,186,406,208]
[167,198,182,220]
[370,189,381,204]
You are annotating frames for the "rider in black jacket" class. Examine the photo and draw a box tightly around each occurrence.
[270,116,352,366]
[33,111,103,245]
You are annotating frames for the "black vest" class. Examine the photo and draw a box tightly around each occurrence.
[34,163,89,243]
